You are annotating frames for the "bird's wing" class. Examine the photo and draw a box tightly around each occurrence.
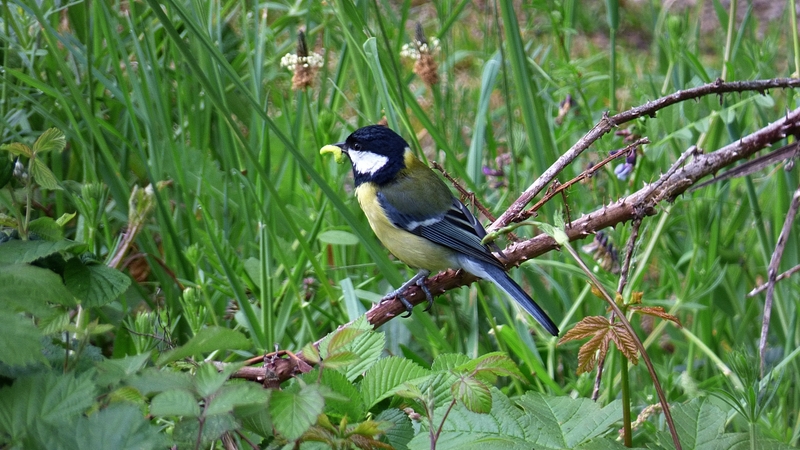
[377,180,502,268]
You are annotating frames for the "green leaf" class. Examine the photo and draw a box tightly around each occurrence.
[205,382,270,416]
[451,375,492,413]
[194,362,234,398]
[156,327,250,365]
[28,217,64,241]
[661,398,726,450]
[455,352,524,383]
[0,239,82,264]
[516,392,623,448]
[32,128,66,154]
[0,372,96,442]
[0,311,45,367]
[55,212,77,227]
[94,353,152,388]
[269,383,325,441]
[375,408,414,450]
[150,389,201,417]
[1,142,31,157]
[753,94,775,107]
[360,356,430,409]
[0,263,76,310]
[0,155,12,189]
[64,258,131,307]
[431,353,471,371]
[317,230,360,246]
[31,404,166,450]
[301,368,364,420]
[318,316,385,381]
[127,368,194,396]
[31,158,62,190]
[173,413,237,447]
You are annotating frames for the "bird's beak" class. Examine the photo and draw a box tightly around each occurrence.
[320,142,348,164]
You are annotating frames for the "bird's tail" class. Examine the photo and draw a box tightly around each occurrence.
[463,259,559,336]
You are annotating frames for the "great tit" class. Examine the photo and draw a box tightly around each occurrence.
[321,125,559,336]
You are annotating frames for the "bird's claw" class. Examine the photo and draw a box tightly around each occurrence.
[417,277,434,312]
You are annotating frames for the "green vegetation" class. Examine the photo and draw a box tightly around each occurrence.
[1,0,798,448]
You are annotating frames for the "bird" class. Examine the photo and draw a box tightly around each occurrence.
[320,125,559,336]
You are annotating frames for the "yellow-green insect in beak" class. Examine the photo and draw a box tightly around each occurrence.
[320,144,347,164]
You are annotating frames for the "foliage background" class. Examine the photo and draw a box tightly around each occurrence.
[0,0,799,448]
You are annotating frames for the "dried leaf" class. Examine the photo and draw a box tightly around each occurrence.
[576,328,610,374]
[629,291,644,305]
[630,305,682,328]
[559,316,612,344]
[608,322,639,365]
[560,315,640,375]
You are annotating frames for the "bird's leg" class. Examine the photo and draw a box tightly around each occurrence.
[381,269,432,317]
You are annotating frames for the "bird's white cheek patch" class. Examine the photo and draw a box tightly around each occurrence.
[349,151,389,175]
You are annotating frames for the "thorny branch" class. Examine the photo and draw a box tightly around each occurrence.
[226,80,800,391]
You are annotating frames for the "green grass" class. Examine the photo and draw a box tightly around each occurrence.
[1,0,799,447]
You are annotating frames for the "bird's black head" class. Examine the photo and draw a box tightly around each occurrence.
[336,125,409,186]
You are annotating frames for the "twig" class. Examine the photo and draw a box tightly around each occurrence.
[687,141,800,194]
[748,263,800,297]
[223,105,800,385]
[759,182,800,376]
[432,161,497,222]
[562,243,682,450]
[489,78,800,232]
[521,138,649,219]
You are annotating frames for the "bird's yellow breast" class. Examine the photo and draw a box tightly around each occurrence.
[355,182,455,272]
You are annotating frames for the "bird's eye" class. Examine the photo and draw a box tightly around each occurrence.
[352,143,362,151]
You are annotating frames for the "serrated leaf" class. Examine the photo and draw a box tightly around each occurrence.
[360,356,430,409]
[194,362,234,398]
[156,327,249,365]
[28,217,64,241]
[107,386,147,405]
[205,383,270,416]
[325,327,365,356]
[302,341,321,365]
[576,328,610,375]
[375,408,414,450]
[318,317,385,381]
[0,372,95,442]
[431,353,471,371]
[452,375,492,413]
[0,311,45,366]
[126,368,194,396]
[318,230,360,245]
[31,158,62,190]
[516,392,623,448]
[32,128,66,154]
[1,142,32,157]
[0,263,76,310]
[302,369,364,420]
[456,352,524,381]
[94,353,152,388]
[663,398,725,450]
[63,259,131,307]
[32,403,166,450]
[322,350,360,370]
[607,323,638,364]
[559,316,638,374]
[173,413,237,446]
[269,384,325,441]
[630,305,682,327]
[150,389,200,417]
[0,239,82,264]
